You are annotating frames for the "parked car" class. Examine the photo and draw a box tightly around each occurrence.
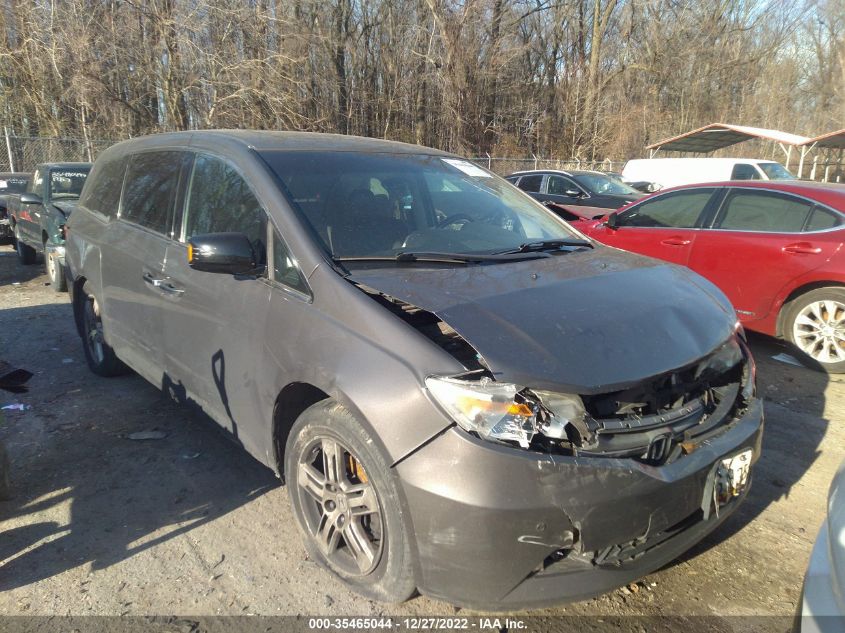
[577,181,845,372]
[505,169,644,212]
[622,157,794,190]
[66,131,762,609]
[7,162,91,291]
[799,459,845,633]
[0,172,31,241]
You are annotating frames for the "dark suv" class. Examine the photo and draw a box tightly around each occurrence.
[65,131,763,609]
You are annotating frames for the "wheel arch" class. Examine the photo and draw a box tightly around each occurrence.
[272,382,330,482]
[777,281,845,337]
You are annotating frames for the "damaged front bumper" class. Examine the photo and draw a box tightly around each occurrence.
[45,242,66,265]
[396,397,763,609]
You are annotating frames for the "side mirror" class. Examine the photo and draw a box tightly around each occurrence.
[564,189,583,198]
[605,212,619,230]
[20,193,42,205]
[188,232,260,275]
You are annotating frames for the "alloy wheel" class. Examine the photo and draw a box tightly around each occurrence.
[792,299,845,364]
[296,436,384,576]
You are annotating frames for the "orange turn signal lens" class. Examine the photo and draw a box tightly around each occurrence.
[187,243,193,263]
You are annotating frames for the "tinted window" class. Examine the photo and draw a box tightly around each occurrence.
[517,175,543,193]
[805,207,841,232]
[80,158,126,217]
[184,154,267,261]
[718,191,812,232]
[121,152,186,234]
[617,189,714,228]
[731,164,760,180]
[547,175,579,195]
[262,151,577,258]
[272,228,308,294]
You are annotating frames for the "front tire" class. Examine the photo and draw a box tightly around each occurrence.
[784,287,845,373]
[78,282,128,377]
[14,228,36,265]
[46,249,67,292]
[285,400,416,603]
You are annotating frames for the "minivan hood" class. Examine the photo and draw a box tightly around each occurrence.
[348,248,735,394]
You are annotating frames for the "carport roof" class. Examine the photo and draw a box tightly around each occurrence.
[646,123,811,153]
[805,128,845,149]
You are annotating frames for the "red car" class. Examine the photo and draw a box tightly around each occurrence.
[576,181,845,372]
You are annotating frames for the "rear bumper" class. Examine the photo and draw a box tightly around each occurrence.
[396,398,764,609]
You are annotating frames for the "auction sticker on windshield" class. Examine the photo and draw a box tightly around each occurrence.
[442,158,492,178]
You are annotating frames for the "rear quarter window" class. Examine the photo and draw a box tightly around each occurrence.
[80,157,127,218]
[804,207,842,232]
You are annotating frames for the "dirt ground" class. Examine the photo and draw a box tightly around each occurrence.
[0,242,842,631]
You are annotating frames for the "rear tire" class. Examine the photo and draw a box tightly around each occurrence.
[78,282,128,377]
[14,228,36,265]
[285,400,416,603]
[46,249,67,292]
[784,287,845,373]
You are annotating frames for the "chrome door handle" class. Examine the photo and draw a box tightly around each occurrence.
[142,272,164,287]
[660,237,692,246]
[159,282,184,296]
[783,242,822,255]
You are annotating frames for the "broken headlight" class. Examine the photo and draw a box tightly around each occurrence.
[425,376,586,449]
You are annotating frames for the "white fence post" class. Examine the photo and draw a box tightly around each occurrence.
[4,128,14,172]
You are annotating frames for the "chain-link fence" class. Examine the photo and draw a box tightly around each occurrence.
[0,132,117,173]
[469,156,624,176]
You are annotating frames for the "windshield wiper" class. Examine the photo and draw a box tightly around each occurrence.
[495,239,593,255]
[334,250,553,265]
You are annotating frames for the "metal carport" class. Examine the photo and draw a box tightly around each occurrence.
[645,123,812,174]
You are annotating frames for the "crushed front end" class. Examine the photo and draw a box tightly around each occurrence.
[397,335,763,609]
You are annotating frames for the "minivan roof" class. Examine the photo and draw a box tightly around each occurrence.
[103,130,456,156]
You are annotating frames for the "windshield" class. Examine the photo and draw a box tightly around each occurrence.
[50,168,90,200]
[572,172,640,196]
[260,151,580,259]
[0,177,29,193]
[572,174,641,196]
[759,162,795,180]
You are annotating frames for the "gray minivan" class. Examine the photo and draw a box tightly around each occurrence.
[65,131,763,609]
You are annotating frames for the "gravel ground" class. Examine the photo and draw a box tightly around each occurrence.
[0,242,842,631]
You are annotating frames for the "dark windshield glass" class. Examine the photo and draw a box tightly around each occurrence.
[572,172,640,196]
[50,168,90,200]
[0,177,29,193]
[260,151,577,259]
